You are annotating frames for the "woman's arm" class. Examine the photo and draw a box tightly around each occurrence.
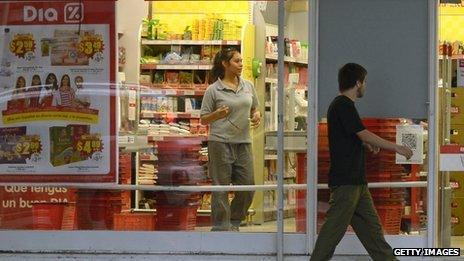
[250,107,261,128]
[200,105,229,125]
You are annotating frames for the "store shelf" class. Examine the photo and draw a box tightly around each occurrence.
[265,154,277,160]
[140,87,206,96]
[142,39,241,46]
[265,54,308,65]
[140,63,213,70]
[265,78,278,84]
[139,154,158,161]
[439,54,464,60]
[147,134,207,142]
[140,112,201,119]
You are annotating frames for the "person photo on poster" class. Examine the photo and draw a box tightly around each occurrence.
[7,76,27,110]
[28,74,41,108]
[58,74,75,107]
[74,75,90,108]
[40,73,59,107]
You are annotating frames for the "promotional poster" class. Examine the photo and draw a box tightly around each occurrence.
[0,1,116,182]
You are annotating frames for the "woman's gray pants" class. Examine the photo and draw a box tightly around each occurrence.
[208,141,255,231]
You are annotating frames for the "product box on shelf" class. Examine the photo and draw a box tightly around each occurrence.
[450,124,464,145]
[451,197,464,235]
[451,88,464,106]
[450,88,464,124]
[450,172,464,198]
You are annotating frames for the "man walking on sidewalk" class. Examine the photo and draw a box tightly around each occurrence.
[310,63,413,261]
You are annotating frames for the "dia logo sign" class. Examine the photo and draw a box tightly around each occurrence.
[23,6,58,22]
[64,3,84,23]
[23,3,84,23]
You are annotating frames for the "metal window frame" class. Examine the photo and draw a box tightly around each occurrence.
[0,0,439,258]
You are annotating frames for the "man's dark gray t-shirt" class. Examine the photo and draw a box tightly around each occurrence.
[327,95,366,186]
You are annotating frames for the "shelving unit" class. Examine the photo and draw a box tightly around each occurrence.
[142,39,241,45]
[261,29,309,221]
[140,112,201,119]
[140,64,213,70]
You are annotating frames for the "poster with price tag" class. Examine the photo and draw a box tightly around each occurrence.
[396,125,424,164]
[0,1,116,183]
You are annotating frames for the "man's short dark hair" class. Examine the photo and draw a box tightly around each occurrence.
[338,63,367,92]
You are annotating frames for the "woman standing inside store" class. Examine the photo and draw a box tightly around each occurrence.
[200,48,261,231]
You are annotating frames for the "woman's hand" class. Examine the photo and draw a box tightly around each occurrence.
[214,105,230,120]
[250,110,261,128]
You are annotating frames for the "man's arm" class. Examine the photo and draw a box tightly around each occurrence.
[357,129,413,159]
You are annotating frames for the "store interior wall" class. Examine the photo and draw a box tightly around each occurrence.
[117,0,149,84]
[440,5,464,41]
[260,1,308,41]
[318,0,429,119]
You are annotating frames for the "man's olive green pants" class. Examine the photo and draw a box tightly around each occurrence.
[310,185,398,261]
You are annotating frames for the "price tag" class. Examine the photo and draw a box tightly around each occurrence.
[78,34,105,59]
[118,136,129,144]
[165,89,177,95]
[183,90,195,96]
[152,90,162,95]
[76,135,103,157]
[151,136,164,141]
[15,137,41,155]
[143,112,154,118]
[199,65,211,70]
[9,34,35,59]
[190,112,201,118]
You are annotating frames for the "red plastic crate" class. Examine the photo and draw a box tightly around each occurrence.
[156,205,198,231]
[113,213,156,231]
[375,203,403,234]
[155,192,202,206]
[61,203,77,230]
[76,190,123,230]
[32,203,66,230]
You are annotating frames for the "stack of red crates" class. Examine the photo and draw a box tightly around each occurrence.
[297,120,406,234]
[296,123,331,232]
[113,212,156,231]
[363,118,405,234]
[155,137,206,231]
[119,152,132,211]
[76,190,122,230]
[32,202,77,230]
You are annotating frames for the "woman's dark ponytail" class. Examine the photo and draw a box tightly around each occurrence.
[211,47,238,82]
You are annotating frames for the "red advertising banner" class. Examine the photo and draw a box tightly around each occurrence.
[0,1,117,183]
[0,185,75,229]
